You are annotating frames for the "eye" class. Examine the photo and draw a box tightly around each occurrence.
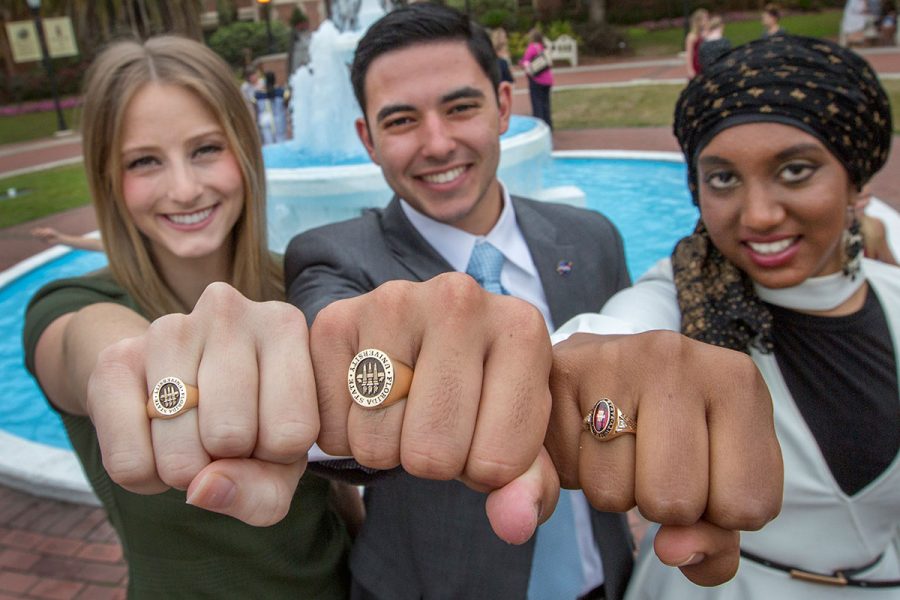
[383,115,414,129]
[703,170,739,190]
[779,161,817,183]
[125,155,158,170]
[193,143,224,159]
[448,102,478,115]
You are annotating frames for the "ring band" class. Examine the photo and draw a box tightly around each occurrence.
[348,348,413,409]
[583,398,636,441]
[147,377,199,419]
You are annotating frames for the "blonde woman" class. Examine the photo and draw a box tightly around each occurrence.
[685,8,709,78]
[23,36,350,597]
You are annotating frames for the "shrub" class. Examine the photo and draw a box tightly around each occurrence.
[481,8,513,29]
[574,21,629,56]
[207,20,291,67]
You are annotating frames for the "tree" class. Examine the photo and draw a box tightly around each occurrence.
[588,0,605,24]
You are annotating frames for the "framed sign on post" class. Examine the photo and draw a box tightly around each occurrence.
[5,20,41,63]
[4,16,77,63]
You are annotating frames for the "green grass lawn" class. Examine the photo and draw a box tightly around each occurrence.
[554,78,900,134]
[0,107,81,145]
[626,9,844,56]
[0,164,89,229]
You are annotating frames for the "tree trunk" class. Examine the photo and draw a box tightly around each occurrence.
[532,0,563,22]
[588,0,605,24]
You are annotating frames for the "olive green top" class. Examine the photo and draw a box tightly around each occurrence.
[24,269,350,599]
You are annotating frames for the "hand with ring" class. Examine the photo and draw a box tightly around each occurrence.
[544,331,784,587]
[310,272,562,545]
[86,283,318,526]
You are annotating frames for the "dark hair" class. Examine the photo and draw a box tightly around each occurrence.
[763,3,780,19]
[350,3,500,117]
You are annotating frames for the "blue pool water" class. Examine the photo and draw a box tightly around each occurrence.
[1,157,697,450]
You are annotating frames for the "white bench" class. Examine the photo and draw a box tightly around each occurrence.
[543,34,578,67]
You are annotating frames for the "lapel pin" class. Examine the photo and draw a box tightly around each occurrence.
[556,260,573,276]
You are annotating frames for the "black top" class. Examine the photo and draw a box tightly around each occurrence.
[497,57,514,84]
[769,288,900,496]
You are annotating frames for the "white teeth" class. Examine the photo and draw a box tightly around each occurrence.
[168,206,213,225]
[421,166,465,184]
[748,238,794,255]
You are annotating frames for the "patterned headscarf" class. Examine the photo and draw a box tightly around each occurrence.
[670,34,892,353]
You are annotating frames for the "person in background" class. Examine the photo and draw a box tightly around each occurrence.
[491,27,515,84]
[520,28,553,128]
[568,34,900,599]
[23,36,351,598]
[685,8,709,78]
[254,71,290,144]
[698,15,732,71]
[761,3,785,37]
[240,65,262,116]
[31,226,104,252]
[856,187,899,265]
[842,0,870,46]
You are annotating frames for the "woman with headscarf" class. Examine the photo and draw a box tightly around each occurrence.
[589,35,899,598]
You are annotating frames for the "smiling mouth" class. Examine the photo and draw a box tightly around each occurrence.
[166,206,215,225]
[420,166,466,184]
[747,237,796,255]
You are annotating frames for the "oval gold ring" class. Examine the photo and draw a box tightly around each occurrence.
[583,398,636,441]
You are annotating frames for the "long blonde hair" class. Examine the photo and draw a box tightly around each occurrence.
[689,8,710,37]
[80,36,283,319]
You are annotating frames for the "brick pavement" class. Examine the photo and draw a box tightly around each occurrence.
[3,47,900,597]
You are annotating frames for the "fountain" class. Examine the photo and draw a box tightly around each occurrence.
[263,0,580,252]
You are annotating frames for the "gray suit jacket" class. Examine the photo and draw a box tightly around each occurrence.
[285,196,634,600]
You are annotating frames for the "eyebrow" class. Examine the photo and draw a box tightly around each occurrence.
[374,86,486,124]
[698,142,826,168]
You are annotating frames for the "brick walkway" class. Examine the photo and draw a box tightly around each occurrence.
[2,47,900,598]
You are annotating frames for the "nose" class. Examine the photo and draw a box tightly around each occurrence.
[165,160,203,205]
[740,181,785,231]
[419,112,456,160]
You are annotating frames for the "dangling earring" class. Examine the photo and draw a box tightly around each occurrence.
[843,208,863,280]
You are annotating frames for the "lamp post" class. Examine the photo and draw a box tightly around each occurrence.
[26,0,68,134]
[683,0,690,36]
[257,0,275,55]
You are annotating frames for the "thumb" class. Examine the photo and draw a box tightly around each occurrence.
[484,447,560,545]
[653,519,741,587]
[186,457,307,526]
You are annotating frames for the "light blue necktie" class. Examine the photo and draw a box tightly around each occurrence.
[527,489,586,599]
[465,241,585,599]
[465,241,509,295]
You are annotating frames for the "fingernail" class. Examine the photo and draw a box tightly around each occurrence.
[675,553,706,567]
[186,472,237,510]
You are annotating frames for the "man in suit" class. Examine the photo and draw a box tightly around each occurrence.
[285,5,680,598]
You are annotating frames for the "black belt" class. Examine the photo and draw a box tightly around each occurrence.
[740,549,900,588]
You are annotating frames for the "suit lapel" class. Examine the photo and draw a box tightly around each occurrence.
[513,197,579,328]
[381,196,454,282]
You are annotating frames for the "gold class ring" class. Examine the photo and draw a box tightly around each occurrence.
[147,376,199,419]
[347,349,413,409]
[583,398,636,441]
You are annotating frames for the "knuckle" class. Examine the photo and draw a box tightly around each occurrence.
[711,495,782,531]
[584,486,635,513]
[402,444,464,481]
[464,452,527,490]
[259,419,318,462]
[348,430,401,470]
[202,421,256,458]
[264,301,309,341]
[637,493,704,526]
[102,449,157,489]
[428,274,484,320]
[146,312,193,350]
[155,453,203,490]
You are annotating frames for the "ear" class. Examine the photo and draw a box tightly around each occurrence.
[355,117,380,165]
[497,81,513,136]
